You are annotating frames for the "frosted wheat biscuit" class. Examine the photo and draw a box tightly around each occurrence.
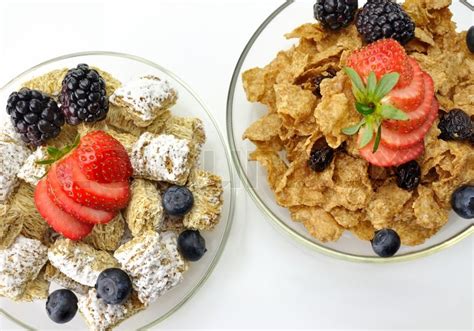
[124,179,164,236]
[78,288,145,331]
[83,213,126,251]
[110,76,178,127]
[16,270,50,302]
[162,116,206,168]
[0,202,23,249]
[8,182,51,245]
[48,238,119,287]
[17,147,49,186]
[22,68,68,96]
[44,263,89,295]
[131,132,192,185]
[160,214,186,233]
[183,169,223,231]
[0,236,48,299]
[106,104,172,137]
[0,138,30,203]
[114,230,184,305]
[0,120,25,146]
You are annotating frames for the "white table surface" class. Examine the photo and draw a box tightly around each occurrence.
[0,0,472,330]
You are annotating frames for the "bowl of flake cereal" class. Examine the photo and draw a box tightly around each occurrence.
[227,0,473,262]
[0,52,235,329]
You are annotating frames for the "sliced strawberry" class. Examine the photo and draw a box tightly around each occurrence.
[359,138,424,167]
[383,72,434,133]
[385,58,425,111]
[57,157,130,211]
[47,163,117,224]
[73,130,132,184]
[35,179,94,240]
[381,97,438,149]
[346,39,413,88]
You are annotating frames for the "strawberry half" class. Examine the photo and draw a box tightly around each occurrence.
[56,157,130,211]
[381,98,438,149]
[346,39,413,89]
[47,162,117,224]
[358,137,425,167]
[383,72,434,133]
[385,58,425,111]
[35,179,94,240]
[73,131,132,184]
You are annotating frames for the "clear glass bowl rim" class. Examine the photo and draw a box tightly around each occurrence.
[0,50,236,330]
[226,0,473,264]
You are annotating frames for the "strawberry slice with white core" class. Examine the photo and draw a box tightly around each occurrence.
[381,97,438,149]
[385,58,425,111]
[47,162,117,224]
[383,72,434,133]
[35,178,94,240]
[359,137,425,167]
[56,157,130,211]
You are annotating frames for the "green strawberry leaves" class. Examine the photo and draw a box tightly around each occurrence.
[359,122,374,149]
[342,67,408,152]
[381,104,409,120]
[342,118,366,135]
[36,134,81,165]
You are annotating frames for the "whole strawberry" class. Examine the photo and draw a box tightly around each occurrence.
[73,131,132,183]
[346,38,413,88]
[342,39,437,167]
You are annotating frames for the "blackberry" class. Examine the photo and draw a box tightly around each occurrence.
[308,138,335,172]
[395,160,420,191]
[314,0,358,30]
[60,64,108,125]
[356,0,415,45]
[6,88,64,146]
[312,67,337,97]
[438,109,473,142]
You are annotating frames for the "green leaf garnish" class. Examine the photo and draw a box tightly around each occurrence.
[344,67,366,93]
[381,104,409,120]
[355,102,375,116]
[342,119,366,135]
[35,134,81,166]
[367,72,377,98]
[47,147,61,158]
[373,124,382,153]
[374,73,400,99]
[35,159,57,165]
[342,67,408,153]
[359,122,373,149]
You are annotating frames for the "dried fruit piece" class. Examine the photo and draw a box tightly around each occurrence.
[308,138,335,172]
[438,109,473,142]
[395,160,421,191]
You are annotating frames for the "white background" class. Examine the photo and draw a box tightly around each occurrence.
[0,0,472,330]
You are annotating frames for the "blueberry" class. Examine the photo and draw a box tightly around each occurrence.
[451,185,474,219]
[371,229,401,257]
[95,268,132,305]
[46,289,78,324]
[162,186,194,216]
[467,26,474,53]
[178,230,207,261]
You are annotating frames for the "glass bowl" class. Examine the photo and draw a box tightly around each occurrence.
[227,0,473,263]
[0,52,235,330]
